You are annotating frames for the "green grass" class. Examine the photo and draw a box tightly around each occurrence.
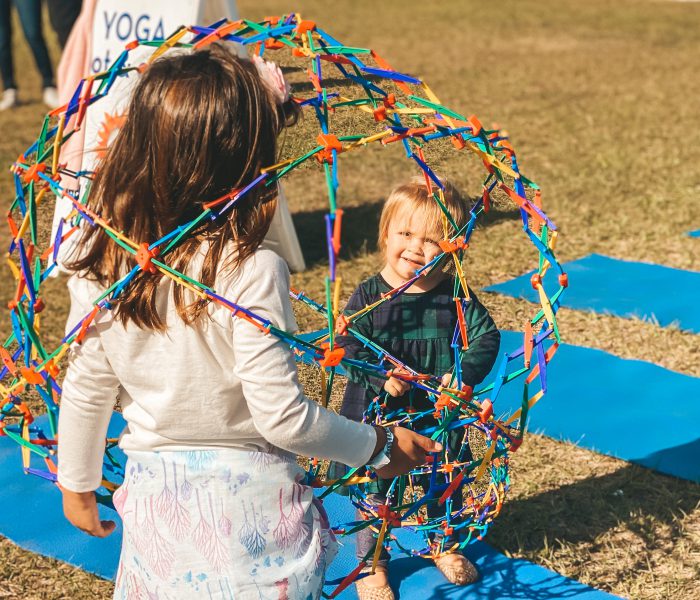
[0,1,699,598]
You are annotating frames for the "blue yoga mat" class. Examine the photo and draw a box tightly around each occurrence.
[489,331,700,483]
[3,333,696,592]
[688,229,700,238]
[0,414,125,580]
[321,492,617,599]
[0,417,616,598]
[484,253,700,333]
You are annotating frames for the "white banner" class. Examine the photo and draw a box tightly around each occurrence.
[52,0,305,272]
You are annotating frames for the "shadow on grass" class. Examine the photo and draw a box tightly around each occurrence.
[490,461,700,554]
[292,201,522,268]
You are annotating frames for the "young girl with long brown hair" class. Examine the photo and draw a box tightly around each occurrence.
[56,44,440,599]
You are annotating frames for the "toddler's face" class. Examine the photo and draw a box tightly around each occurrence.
[382,209,444,286]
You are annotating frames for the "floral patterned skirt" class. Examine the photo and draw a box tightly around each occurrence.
[113,448,338,600]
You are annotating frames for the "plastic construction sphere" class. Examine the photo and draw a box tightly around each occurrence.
[2,15,566,585]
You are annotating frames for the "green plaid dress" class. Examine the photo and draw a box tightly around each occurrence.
[331,274,500,493]
[337,273,500,423]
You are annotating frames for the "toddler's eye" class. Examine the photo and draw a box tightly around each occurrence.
[426,238,439,246]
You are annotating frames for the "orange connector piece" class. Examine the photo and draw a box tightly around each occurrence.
[530,273,542,289]
[295,20,316,37]
[265,39,284,50]
[559,273,569,288]
[135,243,158,274]
[317,133,342,151]
[20,367,44,385]
[451,135,466,150]
[435,393,452,411]
[373,106,387,122]
[22,162,48,185]
[315,133,343,164]
[477,399,493,423]
[44,359,59,379]
[438,238,467,253]
[467,114,483,136]
[125,39,139,51]
[455,384,474,402]
[376,505,401,527]
[319,344,345,368]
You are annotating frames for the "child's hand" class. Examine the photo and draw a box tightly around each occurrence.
[375,427,443,479]
[384,375,410,397]
[62,488,116,538]
[441,373,453,388]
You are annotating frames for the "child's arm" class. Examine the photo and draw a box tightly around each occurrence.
[230,251,379,467]
[452,289,501,387]
[57,277,120,536]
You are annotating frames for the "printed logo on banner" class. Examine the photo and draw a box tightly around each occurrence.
[92,0,198,73]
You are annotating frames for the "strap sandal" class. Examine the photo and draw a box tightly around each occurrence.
[354,568,395,600]
[433,553,479,585]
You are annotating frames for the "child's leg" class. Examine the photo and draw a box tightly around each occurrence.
[355,492,391,567]
[421,468,478,585]
[424,482,464,552]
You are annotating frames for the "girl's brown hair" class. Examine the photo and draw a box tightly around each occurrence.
[69,44,298,330]
[378,176,467,251]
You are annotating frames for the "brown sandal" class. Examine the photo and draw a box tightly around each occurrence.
[433,553,479,585]
[354,568,395,600]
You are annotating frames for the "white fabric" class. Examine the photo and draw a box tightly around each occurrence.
[57,247,376,493]
[52,0,306,275]
[113,448,337,599]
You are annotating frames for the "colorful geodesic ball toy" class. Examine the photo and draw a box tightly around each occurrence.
[2,14,567,591]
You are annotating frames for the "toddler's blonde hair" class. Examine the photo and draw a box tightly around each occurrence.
[378,176,467,251]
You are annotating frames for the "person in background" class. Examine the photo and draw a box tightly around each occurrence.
[0,0,59,110]
[47,0,82,48]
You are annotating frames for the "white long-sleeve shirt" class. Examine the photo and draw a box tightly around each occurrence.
[57,247,377,493]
